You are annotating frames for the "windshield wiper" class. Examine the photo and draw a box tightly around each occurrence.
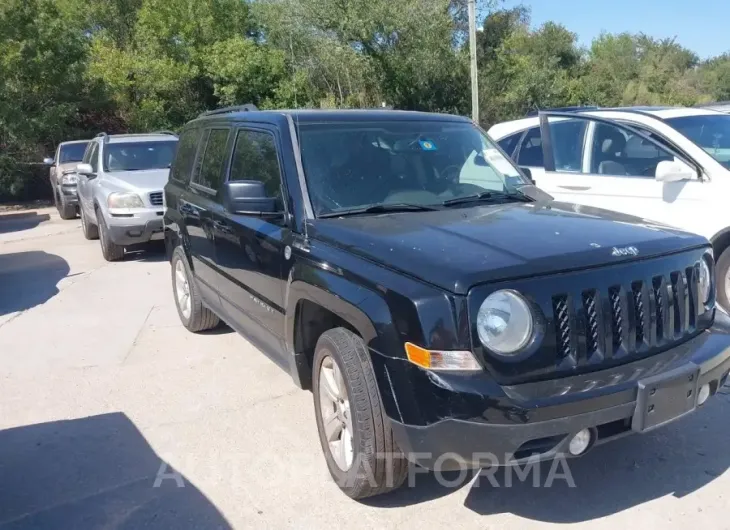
[318,203,440,218]
[441,190,534,207]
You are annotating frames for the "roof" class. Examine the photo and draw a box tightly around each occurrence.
[194,108,470,125]
[488,106,726,138]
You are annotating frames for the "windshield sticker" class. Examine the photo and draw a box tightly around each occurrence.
[419,139,438,151]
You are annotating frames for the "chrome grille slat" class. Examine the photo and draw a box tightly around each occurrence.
[149,191,164,206]
[551,261,705,371]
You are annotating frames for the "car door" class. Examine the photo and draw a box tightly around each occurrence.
[535,112,706,230]
[213,126,290,360]
[77,142,99,216]
[179,127,231,298]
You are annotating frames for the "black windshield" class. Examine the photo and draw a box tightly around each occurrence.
[666,114,730,169]
[59,143,89,164]
[103,140,178,172]
[298,120,528,217]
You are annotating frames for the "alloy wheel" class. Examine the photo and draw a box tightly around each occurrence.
[175,259,192,319]
[318,355,354,471]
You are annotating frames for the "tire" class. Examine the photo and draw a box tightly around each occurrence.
[57,194,77,220]
[716,247,730,312]
[97,212,125,261]
[171,246,220,332]
[313,328,408,499]
[80,204,99,240]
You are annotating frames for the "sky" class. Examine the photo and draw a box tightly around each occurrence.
[503,0,730,59]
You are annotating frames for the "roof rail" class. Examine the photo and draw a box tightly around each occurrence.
[151,130,178,137]
[526,106,600,117]
[95,132,110,143]
[200,104,259,118]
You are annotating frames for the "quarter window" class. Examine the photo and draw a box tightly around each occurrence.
[497,132,523,158]
[193,128,230,191]
[229,130,283,201]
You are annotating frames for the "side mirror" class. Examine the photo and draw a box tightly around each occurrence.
[519,166,535,184]
[655,159,694,183]
[223,181,282,218]
[76,163,94,176]
[43,157,54,166]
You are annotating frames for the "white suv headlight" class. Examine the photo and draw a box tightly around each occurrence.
[60,174,78,185]
[477,290,534,355]
[108,192,144,209]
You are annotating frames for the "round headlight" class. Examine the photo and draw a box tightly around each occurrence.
[477,290,534,355]
[699,255,712,305]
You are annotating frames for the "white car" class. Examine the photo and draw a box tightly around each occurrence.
[488,106,730,308]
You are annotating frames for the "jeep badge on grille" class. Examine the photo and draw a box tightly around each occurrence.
[611,246,639,257]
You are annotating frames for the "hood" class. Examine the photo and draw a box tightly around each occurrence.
[309,201,708,294]
[102,169,170,193]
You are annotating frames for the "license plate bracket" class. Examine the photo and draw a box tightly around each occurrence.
[632,363,700,433]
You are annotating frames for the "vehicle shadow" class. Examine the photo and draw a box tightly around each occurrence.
[367,390,730,521]
[0,251,70,317]
[0,412,231,529]
[0,212,51,235]
[124,242,168,263]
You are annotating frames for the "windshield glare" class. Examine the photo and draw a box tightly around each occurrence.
[103,140,178,172]
[298,121,527,216]
[666,114,730,169]
[59,143,88,164]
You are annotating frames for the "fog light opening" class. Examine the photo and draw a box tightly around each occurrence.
[568,428,594,456]
[698,383,711,406]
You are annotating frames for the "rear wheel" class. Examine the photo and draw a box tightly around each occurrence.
[98,213,125,261]
[313,328,407,499]
[716,247,730,311]
[171,246,220,332]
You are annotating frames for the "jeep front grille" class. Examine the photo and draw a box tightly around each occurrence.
[550,265,703,365]
[149,191,163,206]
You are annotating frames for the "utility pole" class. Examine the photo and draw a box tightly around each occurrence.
[468,0,479,123]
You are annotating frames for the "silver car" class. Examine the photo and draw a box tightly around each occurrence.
[44,139,90,219]
[75,132,178,261]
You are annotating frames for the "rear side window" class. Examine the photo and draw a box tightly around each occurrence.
[193,128,230,191]
[170,129,202,183]
[229,130,283,200]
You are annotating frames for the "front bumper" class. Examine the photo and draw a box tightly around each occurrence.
[107,218,164,246]
[377,312,730,470]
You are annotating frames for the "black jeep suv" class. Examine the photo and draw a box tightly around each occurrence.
[164,106,730,499]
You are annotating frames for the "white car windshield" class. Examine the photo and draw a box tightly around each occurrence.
[298,120,530,217]
[666,114,730,169]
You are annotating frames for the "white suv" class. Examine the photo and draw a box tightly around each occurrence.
[489,107,730,308]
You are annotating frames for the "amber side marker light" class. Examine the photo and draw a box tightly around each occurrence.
[404,342,482,371]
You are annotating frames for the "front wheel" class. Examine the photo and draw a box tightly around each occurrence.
[80,205,98,240]
[55,188,76,220]
[98,213,125,261]
[313,328,408,499]
[716,247,730,311]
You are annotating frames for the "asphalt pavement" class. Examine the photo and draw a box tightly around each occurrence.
[1,207,729,529]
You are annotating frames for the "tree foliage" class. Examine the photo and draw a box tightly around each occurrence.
[1,0,729,201]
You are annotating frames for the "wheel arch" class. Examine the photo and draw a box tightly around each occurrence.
[285,264,401,390]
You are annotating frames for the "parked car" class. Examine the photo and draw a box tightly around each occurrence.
[489,106,730,309]
[44,139,90,219]
[75,131,178,261]
[165,105,730,500]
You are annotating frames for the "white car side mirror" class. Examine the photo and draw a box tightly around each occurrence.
[76,163,94,175]
[655,159,695,183]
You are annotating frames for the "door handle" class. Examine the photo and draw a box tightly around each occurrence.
[558,185,591,191]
